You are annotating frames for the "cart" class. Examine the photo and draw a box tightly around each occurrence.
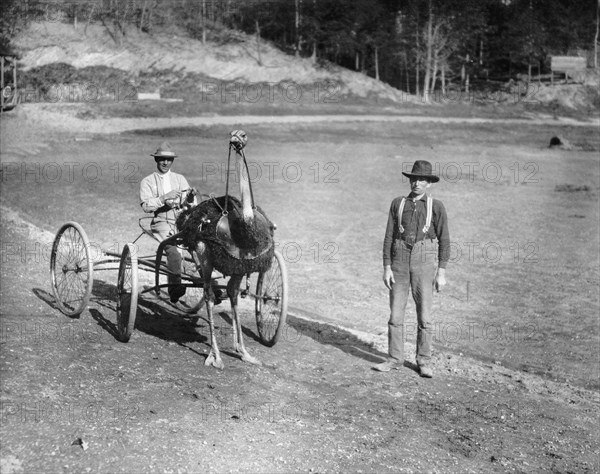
[49,210,288,347]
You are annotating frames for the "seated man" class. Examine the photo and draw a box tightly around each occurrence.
[139,141,196,303]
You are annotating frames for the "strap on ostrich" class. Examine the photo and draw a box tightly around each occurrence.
[215,211,272,260]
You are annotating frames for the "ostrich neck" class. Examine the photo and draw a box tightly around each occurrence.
[237,153,254,221]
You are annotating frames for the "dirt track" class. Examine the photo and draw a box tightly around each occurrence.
[1,215,598,473]
[5,103,600,136]
[1,105,599,472]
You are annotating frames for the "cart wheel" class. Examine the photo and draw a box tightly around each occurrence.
[255,250,288,346]
[50,222,94,317]
[179,258,204,314]
[116,243,138,342]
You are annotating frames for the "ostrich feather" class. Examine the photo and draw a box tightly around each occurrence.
[177,196,275,276]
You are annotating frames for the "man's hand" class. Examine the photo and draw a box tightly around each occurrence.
[435,268,447,293]
[162,190,181,207]
[383,266,395,290]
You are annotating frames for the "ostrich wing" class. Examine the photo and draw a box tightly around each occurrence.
[216,212,273,259]
[177,196,275,276]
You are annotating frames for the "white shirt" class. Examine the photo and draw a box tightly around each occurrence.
[157,170,172,194]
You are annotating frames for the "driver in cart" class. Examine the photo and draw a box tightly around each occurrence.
[139,141,198,303]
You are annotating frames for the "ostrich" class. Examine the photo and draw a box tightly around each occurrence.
[176,131,275,369]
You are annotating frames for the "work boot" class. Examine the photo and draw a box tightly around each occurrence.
[419,364,433,378]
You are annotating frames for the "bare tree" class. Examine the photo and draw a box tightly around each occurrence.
[595,0,599,68]
[422,0,433,101]
[414,6,420,97]
[201,0,206,44]
[255,20,263,66]
[295,0,301,57]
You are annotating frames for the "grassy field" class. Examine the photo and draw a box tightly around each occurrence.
[1,116,598,390]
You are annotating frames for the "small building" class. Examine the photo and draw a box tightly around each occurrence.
[550,56,586,84]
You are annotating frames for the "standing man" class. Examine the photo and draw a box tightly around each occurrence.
[376,160,450,378]
[140,141,195,303]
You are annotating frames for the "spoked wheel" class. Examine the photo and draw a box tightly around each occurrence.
[255,250,288,346]
[50,222,94,317]
[179,257,204,314]
[116,243,138,342]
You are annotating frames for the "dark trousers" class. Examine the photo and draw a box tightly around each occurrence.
[388,239,438,366]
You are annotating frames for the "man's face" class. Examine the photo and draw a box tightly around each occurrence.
[155,157,174,174]
[409,177,432,195]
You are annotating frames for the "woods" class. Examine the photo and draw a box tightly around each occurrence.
[230,0,599,96]
[1,0,598,96]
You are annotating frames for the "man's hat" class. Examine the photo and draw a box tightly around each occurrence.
[150,141,177,158]
[402,160,439,183]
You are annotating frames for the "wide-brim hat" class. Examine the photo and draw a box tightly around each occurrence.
[402,160,439,183]
[151,141,177,158]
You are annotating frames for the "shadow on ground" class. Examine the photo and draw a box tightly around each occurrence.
[34,281,418,372]
[285,313,393,365]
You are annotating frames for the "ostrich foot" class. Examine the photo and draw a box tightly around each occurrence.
[239,350,262,366]
[204,350,224,370]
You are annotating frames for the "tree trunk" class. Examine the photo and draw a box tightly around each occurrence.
[422,0,433,102]
[374,46,379,81]
[140,0,147,31]
[431,50,438,96]
[415,24,420,97]
[147,1,154,33]
[85,4,96,35]
[295,0,301,57]
[441,63,446,95]
[465,54,470,94]
[355,51,359,71]
[201,0,206,44]
[595,0,599,68]
[405,54,410,94]
[311,0,316,64]
[479,38,484,66]
[256,20,263,66]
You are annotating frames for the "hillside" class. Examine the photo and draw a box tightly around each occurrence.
[12,21,419,114]
[7,20,599,120]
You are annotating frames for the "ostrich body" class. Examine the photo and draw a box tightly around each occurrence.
[176,146,274,369]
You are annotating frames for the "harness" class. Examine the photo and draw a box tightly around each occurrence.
[397,194,433,236]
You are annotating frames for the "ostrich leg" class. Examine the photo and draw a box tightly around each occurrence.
[192,245,224,370]
[228,274,262,366]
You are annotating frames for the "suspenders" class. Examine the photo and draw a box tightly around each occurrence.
[397,194,433,235]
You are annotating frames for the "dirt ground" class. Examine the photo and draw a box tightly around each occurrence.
[1,103,599,473]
